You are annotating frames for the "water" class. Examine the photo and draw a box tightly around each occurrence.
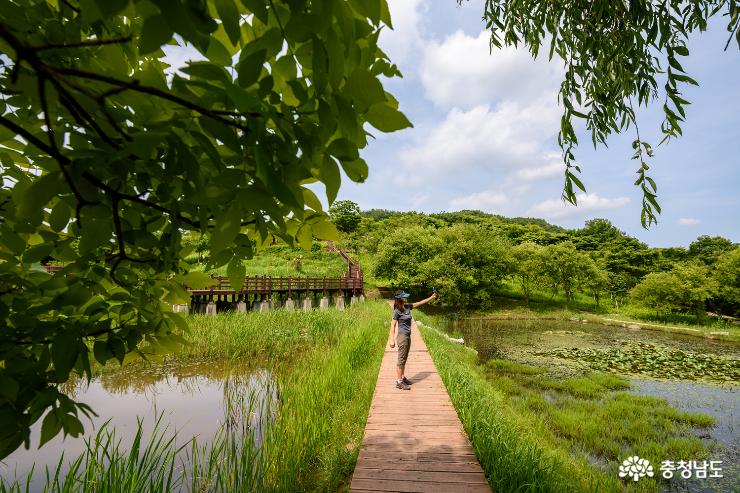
[0,359,276,490]
[444,317,739,492]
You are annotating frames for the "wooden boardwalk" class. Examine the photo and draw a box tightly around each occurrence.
[350,322,491,493]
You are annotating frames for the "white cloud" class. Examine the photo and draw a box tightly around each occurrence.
[420,30,563,109]
[677,217,701,225]
[449,190,508,211]
[513,153,564,181]
[399,95,560,182]
[529,193,630,219]
[380,0,426,66]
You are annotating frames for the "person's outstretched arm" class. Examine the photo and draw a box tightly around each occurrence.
[411,292,437,308]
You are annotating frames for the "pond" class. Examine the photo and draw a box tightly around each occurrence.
[0,359,277,491]
[444,317,740,492]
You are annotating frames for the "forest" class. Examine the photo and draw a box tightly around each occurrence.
[330,203,740,322]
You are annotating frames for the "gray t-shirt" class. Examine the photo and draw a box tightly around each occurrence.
[393,303,413,336]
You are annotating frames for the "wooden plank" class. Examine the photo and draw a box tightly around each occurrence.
[351,478,491,493]
[350,322,491,492]
[353,469,488,484]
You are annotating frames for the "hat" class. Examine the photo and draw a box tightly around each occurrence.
[394,290,410,299]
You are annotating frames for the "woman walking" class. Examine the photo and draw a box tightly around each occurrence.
[390,289,437,390]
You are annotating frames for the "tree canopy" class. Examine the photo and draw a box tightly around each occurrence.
[478,0,739,227]
[0,0,409,458]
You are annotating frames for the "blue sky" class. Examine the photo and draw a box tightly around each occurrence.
[335,0,740,248]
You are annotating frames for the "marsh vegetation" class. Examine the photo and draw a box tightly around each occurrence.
[0,303,388,492]
[420,315,739,492]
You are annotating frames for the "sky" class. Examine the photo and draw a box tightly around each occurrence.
[333,0,740,248]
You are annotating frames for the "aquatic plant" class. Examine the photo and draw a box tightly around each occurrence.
[1,302,388,492]
[540,342,740,381]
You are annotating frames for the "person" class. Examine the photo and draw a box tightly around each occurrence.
[390,289,437,390]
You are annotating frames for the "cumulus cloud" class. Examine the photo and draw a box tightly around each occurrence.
[529,193,630,219]
[513,153,564,181]
[380,0,427,66]
[677,217,701,225]
[420,30,563,109]
[449,190,508,211]
[399,95,560,182]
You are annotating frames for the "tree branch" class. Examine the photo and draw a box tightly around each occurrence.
[32,36,132,52]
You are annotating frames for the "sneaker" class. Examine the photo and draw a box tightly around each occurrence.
[395,381,411,390]
[402,377,412,385]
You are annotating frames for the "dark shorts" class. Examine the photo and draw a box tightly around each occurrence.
[397,333,411,368]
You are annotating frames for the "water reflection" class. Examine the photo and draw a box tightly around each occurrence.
[0,360,276,490]
[444,317,739,493]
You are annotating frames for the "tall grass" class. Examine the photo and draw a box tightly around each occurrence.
[2,302,389,493]
[417,318,716,493]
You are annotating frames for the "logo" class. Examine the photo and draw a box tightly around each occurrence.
[619,456,655,482]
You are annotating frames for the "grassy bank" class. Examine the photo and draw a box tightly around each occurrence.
[2,302,389,493]
[416,318,716,493]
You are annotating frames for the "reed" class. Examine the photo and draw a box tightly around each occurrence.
[1,302,389,493]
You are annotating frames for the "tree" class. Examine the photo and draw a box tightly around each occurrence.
[630,272,681,318]
[672,261,718,318]
[510,242,547,305]
[328,200,362,234]
[712,247,740,316]
[582,257,610,307]
[541,242,591,306]
[687,235,736,265]
[478,0,739,227]
[0,0,409,458]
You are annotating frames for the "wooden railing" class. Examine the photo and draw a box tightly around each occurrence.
[188,274,363,296]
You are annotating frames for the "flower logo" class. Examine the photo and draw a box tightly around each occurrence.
[619,456,655,482]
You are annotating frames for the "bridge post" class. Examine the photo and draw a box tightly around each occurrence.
[205,301,217,316]
[335,291,345,311]
[172,303,189,314]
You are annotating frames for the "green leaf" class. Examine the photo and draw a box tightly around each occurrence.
[215,0,241,46]
[178,272,214,289]
[296,224,313,251]
[237,49,266,88]
[327,138,359,161]
[320,156,341,204]
[17,172,64,222]
[311,219,339,240]
[48,201,71,232]
[39,410,62,447]
[210,203,242,253]
[240,0,268,24]
[364,103,412,132]
[226,257,246,292]
[340,158,369,182]
[139,14,173,55]
[346,68,386,108]
[52,331,79,380]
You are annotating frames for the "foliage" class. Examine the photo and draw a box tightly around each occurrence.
[540,242,602,306]
[1,302,388,492]
[510,242,546,305]
[541,342,740,382]
[629,271,681,318]
[712,247,740,316]
[328,199,361,233]
[420,320,715,493]
[630,261,719,318]
[687,235,736,265]
[477,0,740,227]
[373,224,512,307]
[0,0,409,458]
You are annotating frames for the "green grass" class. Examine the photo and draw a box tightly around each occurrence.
[2,302,389,493]
[186,244,350,278]
[417,318,716,493]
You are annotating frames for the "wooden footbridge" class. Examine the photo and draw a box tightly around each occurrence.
[350,320,491,492]
[186,273,364,313]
